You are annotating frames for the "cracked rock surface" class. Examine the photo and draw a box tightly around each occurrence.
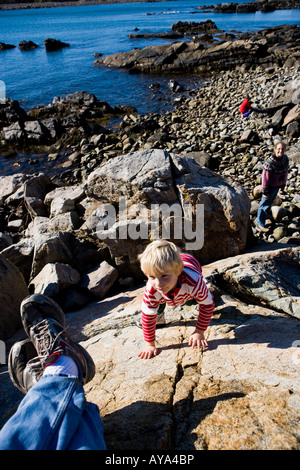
[74,244,299,450]
[0,244,299,449]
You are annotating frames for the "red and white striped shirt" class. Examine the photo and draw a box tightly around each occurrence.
[141,253,214,343]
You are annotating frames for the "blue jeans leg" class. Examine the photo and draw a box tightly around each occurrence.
[257,187,279,227]
[0,375,107,450]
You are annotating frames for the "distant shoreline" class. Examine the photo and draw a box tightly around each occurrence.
[1,0,171,11]
[1,0,300,12]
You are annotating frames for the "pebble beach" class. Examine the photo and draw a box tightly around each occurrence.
[54,65,300,245]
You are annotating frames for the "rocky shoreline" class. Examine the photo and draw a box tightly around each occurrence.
[0,21,300,450]
[95,23,300,74]
[0,61,299,328]
[1,36,299,247]
[199,0,300,13]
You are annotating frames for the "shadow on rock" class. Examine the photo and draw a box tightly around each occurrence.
[102,390,246,450]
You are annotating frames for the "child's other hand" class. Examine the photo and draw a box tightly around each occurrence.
[189,330,208,351]
[138,343,157,359]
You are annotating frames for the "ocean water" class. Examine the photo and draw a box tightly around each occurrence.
[0,0,299,115]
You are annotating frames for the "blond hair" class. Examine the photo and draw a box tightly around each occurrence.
[139,240,183,277]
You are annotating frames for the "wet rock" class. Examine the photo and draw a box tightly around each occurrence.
[2,121,24,143]
[44,38,70,52]
[0,42,15,51]
[24,120,49,144]
[18,41,38,51]
[167,79,183,93]
[0,98,29,126]
[171,19,219,34]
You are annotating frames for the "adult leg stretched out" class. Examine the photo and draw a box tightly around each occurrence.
[0,294,107,450]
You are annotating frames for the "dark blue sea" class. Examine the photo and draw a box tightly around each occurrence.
[1,0,300,115]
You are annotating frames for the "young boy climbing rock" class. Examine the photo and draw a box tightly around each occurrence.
[137,240,214,359]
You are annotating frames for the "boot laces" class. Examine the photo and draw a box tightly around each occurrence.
[31,318,65,363]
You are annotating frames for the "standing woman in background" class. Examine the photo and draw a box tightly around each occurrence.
[256,141,289,232]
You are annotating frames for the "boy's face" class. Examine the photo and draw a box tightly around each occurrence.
[147,269,180,294]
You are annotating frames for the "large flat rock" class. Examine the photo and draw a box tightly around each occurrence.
[78,294,300,450]
[1,245,299,450]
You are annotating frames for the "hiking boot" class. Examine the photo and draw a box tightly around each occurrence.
[20,294,95,385]
[8,338,42,394]
[21,293,66,338]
